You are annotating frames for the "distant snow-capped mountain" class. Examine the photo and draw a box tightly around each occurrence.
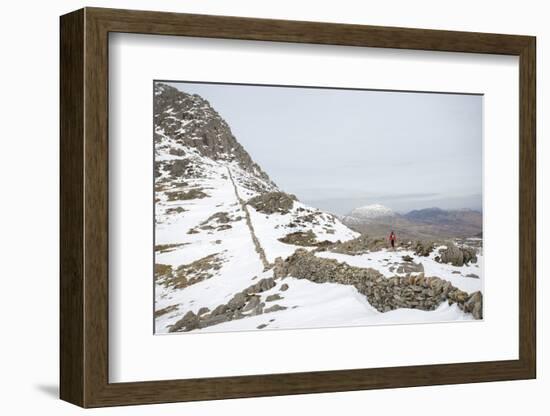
[346,204,396,221]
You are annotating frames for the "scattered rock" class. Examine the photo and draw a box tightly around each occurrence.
[166,187,207,201]
[264,304,287,313]
[243,278,276,294]
[158,253,224,289]
[155,243,188,253]
[265,294,283,302]
[188,211,238,234]
[413,241,435,257]
[402,255,414,262]
[169,310,199,332]
[199,312,232,328]
[227,292,247,310]
[328,235,390,255]
[211,304,228,316]
[247,191,297,214]
[166,159,190,177]
[242,295,261,312]
[465,273,480,279]
[395,261,424,275]
[165,206,187,215]
[278,230,317,246]
[257,324,268,329]
[437,242,477,266]
[197,307,210,316]
[154,304,178,318]
[280,283,289,291]
[168,148,185,157]
[462,291,483,319]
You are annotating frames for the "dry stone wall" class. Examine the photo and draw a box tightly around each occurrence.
[273,249,482,319]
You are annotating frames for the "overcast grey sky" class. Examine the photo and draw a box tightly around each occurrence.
[166,81,482,215]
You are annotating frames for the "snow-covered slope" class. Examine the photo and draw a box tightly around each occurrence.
[154,83,360,333]
[154,83,483,334]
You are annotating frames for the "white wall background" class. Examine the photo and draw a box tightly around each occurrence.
[0,0,545,414]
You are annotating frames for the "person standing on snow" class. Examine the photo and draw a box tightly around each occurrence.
[389,230,397,249]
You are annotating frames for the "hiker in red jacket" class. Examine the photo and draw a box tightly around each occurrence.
[389,230,397,249]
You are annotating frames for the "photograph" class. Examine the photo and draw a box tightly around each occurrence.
[153,80,484,334]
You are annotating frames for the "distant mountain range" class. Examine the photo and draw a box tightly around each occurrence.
[342,204,482,241]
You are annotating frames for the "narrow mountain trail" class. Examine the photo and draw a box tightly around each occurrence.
[227,167,272,269]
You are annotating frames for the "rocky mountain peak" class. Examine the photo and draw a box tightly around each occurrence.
[154,82,273,185]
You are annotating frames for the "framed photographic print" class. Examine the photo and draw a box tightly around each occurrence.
[60,7,536,408]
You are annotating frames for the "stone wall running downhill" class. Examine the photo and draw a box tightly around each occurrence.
[168,277,283,332]
[273,249,483,319]
[227,167,271,269]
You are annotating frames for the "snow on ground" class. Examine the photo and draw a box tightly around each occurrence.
[317,246,483,295]
[154,150,482,333]
[245,199,359,264]
[155,152,268,333]
[193,276,473,333]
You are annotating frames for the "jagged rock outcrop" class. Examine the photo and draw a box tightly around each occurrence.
[154,82,274,187]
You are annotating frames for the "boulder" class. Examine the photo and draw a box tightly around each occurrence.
[264,304,287,313]
[242,295,260,312]
[266,294,283,302]
[197,307,210,316]
[227,292,247,311]
[199,312,232,328]
[463,291,483,319]
[437,243,478,266]
[169,310,199,332]
[413,240,435,257]
[211,304,228,316]
[243,277,276,294]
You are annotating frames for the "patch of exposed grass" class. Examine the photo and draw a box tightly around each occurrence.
[159,253,224,290]
[154,304,178,318]
[155,243,188,253]
[279,230,317,246]
[187,211,238,234]
[155,184,170,192]
[166,188,207,201]
[154,263,173,280]
[165,206,187,215]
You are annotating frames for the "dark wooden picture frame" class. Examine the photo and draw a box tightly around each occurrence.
[60,7,536,408]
